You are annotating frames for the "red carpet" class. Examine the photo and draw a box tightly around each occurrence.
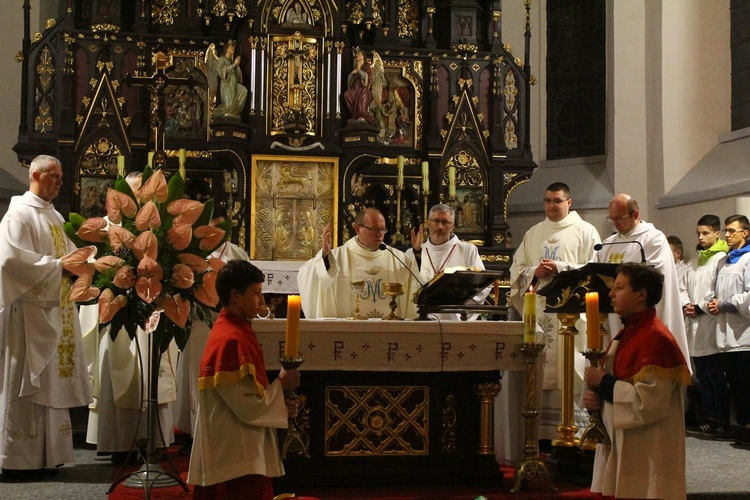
[108,446,597,499]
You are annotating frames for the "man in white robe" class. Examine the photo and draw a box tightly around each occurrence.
[298,208,420,319]
[508,182,600,442]
[593,193,691,368]
[0,155,92,477]
[405,203,487,319]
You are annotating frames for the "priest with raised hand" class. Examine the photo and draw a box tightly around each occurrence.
[0,155,92,479]
[406,203,488,318]
[297,207,421,319]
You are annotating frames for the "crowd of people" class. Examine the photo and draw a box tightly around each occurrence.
[2,156,749,499]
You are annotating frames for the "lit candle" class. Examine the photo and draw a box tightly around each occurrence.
[586,292,600,350]
[285,295,301,358]
[422,161,429,192]
[117,155,125,177]
[448,166,456,197]
[147,151,154,169]
[397,155,404,188]
[523,291,537,343]
[179,148,187,179]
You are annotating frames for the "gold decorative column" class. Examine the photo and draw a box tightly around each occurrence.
[551,313,581,448]
[511,342,557,493]
[474,382,500,455]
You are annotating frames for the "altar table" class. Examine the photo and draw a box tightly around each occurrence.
[253,319,526,488]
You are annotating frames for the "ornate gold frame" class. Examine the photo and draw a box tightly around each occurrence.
[250,155,339,260]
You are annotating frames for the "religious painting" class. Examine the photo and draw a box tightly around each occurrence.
[343,52,422,150]
[79,176,115,219]
[442,149,486,245]
[163,50,209,140]
[250,155,338,260]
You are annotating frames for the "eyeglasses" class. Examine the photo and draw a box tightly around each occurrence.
[358,225,388,234]
[606,212,634,223]
[724,228,747,235]
[428,218,454,227]
[543,198,570,205]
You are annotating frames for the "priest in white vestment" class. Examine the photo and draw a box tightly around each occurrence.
[593,194,691,369]
[508,182,601,443]
[298,208,420,320]
[0,155,92,477]
[405,203,488,318]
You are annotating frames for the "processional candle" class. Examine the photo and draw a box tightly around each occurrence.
[285,295,301,357]
[523,291,537,343]
[585,292,600,350]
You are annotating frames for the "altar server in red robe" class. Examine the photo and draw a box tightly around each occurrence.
[187,260,300,500]
[584,263,690,499]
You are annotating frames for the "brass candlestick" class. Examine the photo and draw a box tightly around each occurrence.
[384,282,405,320]
[580,348,611,451]
[279,356,309,459]
[511,342,558,493]
[552,313,581,448]
[391,184,405,245]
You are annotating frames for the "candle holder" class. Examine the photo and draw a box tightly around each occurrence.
[511,342,558,493]
[279,356,309,459]
[384,282,405,320]
[552,313,581,448]
[421,190,430,227]
[580,348,611,451]
[391,184,405,245]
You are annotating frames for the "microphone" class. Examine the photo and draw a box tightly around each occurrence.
[594,241,646,263]
[378,243,430,320]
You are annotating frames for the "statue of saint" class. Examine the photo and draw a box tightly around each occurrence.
[344,50,376,125]
[205,41,248,120]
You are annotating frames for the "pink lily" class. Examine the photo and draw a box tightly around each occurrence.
[106,188,138,224]
[168,199,205,226]
[133,230,159,261]
[135,201,161,231]
[108,225,136,253]
[162,294,191,329]
[98,288,128,323]
[172,263,195,289]
[167,223,193,251]
[139,170,168,204]
[194,225,225,252]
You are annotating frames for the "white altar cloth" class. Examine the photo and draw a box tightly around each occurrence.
[253,260,302,294]
[253,319,526,372]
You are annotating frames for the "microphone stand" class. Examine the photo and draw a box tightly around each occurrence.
[594,241,646,263]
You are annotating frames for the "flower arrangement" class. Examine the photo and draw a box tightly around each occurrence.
[64,167,232,354]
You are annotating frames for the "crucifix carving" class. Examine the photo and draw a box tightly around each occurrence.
[123,51,193,168]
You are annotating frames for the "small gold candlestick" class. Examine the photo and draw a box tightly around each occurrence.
[511,342,558,493]
[384,282,405,320]
[279,356,309,459]
[580,348,611,450]
[349,280,366,320]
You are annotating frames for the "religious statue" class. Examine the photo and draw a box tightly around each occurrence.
[344,50,376,126]
[205,41,248,120]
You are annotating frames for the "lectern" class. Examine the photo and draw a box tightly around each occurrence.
[413,268,506,320]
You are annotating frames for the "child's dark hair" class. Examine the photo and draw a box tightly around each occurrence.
[615,262,664,307]
[216,260,265,307]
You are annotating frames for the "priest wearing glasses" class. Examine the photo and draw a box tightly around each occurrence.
[298,207,421,319]
[406,203,488,318]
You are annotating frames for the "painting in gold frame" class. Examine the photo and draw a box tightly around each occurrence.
[250,155,338,260]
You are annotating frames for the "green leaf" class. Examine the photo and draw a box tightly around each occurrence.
[64,222,88,248]
[167,172,185,204]
[114,177,137,201]
[193,198,215,228]
[68,212,87,227]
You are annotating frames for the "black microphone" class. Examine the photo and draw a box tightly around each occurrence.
[378,243,430,320]
[594,241,646,263]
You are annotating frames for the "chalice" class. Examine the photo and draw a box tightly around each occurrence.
[349,280,367,320]
[384,282,405,320]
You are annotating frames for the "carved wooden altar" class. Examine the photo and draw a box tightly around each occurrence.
[14,0,535,315]
[254,318,525,487]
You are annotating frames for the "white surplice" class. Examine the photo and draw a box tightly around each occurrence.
[685,251,726,357]
[0,191,92,469]
[508,211,601,441]
[297,237,421,319]
[172,241,250,436]
[594,221,691,368]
